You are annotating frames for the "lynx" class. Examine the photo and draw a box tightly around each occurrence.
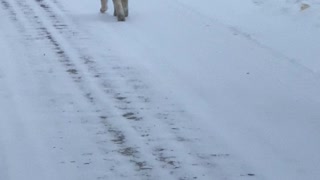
[100,0,129,21]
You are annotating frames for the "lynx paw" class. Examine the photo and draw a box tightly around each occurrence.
[117,15,126,21]
[100,7,107,13]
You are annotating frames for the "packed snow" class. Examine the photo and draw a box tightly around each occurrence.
[0,0,319,179]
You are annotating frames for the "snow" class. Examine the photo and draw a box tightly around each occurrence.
[1,0,320,179]
[177,0,320,72]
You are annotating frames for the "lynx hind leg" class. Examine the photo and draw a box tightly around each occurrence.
[100,0,108,13]
[122,0,128,17]
[113,0,125,21]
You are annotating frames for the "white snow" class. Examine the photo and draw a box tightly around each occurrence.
[1,0,320,179]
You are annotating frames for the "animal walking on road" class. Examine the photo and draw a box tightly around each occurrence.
[100,0,129,21]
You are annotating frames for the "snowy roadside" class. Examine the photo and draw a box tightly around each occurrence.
[175,0,320,72]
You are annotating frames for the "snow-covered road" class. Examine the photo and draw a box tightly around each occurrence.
[1,0,320,179]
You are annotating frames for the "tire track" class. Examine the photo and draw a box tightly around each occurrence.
[1,0,249,179]
[2,0,156,178]
[28,1,194,177]
[9,0,179,178]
